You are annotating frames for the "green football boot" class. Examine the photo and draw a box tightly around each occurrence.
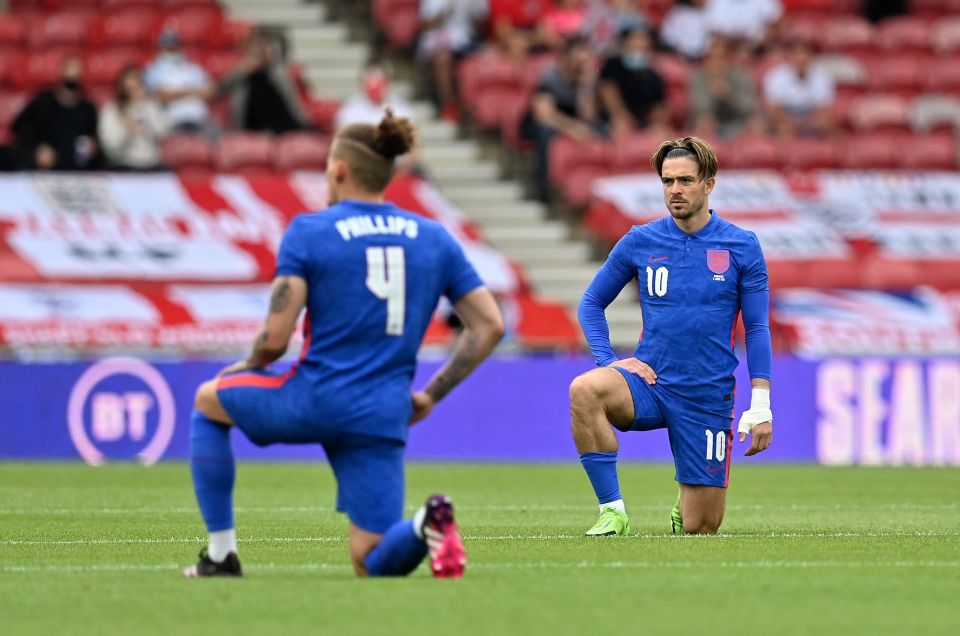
[584,506,631,537]
[670,490,683,535]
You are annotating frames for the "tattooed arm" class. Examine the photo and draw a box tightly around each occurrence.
[217,276,307,376]
[409,288,504,424]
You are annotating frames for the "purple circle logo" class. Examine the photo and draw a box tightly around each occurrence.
[67,357,176,466]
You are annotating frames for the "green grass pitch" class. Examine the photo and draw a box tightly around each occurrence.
[1,462,958,635]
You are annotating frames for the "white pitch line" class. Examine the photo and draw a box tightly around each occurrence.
[3,530,959,547]
[3,559,960,574]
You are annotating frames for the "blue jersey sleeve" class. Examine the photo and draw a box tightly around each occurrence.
[578,234,637,367]
[444,234,484,303]
[740,233,771,380]
[275,216,309,278]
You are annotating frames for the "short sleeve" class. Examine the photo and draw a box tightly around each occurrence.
[275,216,309,278]
[444,233,485,303]
[740,232,768,294]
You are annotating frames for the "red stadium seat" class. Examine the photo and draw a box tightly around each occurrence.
[925,57,960,95]
[160,0,222,9]
[202,51,244,81]
[161,134,214,173]
[723,134,781,170]
[91,10,162,50]
[932,17,960,53]
[100,0,158,9]
[780,137,841,171]
[84,50,145,89]
[216,132,275,174]
[306,98,340,133]
[875,17,933,54]
[217,20,255,51]
[274,132,330,172]
[848,95,910,133]
[652,54,691,89]
[548,136,610,187]
[0,51,24,89]
[816,54,867,91]
[820,17,874,54]
[160,8,223,48]
[29,12,96,50]
[9,49,80,90]
[897,134,957,170]
[0,15,25,48]
[611,131,662,173]
[841,133,900,169]
[909,95,960,133]
[867,55,933,97]
[498,91,533,151]
[0,91,28,130]
[373,0,420,49]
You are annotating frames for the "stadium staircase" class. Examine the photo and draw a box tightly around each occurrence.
[219,0,643,349]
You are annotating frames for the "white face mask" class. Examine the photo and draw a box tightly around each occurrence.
[161,51,183,63]
[622,51,649,70]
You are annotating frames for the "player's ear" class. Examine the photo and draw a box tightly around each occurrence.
[332,159,348,183]
[704,177,715,195]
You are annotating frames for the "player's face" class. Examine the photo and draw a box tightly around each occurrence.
[660,157,714,221]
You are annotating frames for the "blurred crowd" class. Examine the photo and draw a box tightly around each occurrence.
[411,0,915,199]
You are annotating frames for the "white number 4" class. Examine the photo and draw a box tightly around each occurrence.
[705,429,726,462]
[366,246,406,336]
[645,266,668,297]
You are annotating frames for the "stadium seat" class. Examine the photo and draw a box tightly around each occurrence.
[9,49,80,90]
[100,0,158,8]
[373,0,420,49]
[84,50,145,89]
[897,134,957,170]
[848,95,910,133]
[781,14,827,44]
[909,95,960,133]
[216,132,275,174]
[202,51,244,81]
[820,17,874,54]
[160,8,223,48]
[91,10,162,50]
[29,12,96,50]
[611,131,662,173]
[653,54,691,90]
[925,57,960,95]
[0,51,24,89]
[497,91,533,151]
[867,55,933,97]
[0,15,25,49]
[306,97,340,133]
[161,134,214,173]
[780,137,841,171]
[816,54,867,90]
[875,17,933,54]
[722,134,781,170]
[548,136,610,187]
[274,132,330,172]
[217,20,255,51]
[841,133,900,169]
[160,0,222,8]
[0,91,27,131]
[931,17,960,53]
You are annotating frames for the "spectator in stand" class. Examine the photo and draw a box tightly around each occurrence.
[660,0,711,61]
[98,66,170,170]
[11,56,100,170]
[688,37,759,138]
[583,0,650,55]
[863,0,908,23]
[523,36,600,201]
[335,65,414,130]
[763,37,836,138]
[705,0,783,51]
[598,26,670,139]
[144,29,217,136]
[220,29,310,135]
[538,0,588,50]
[418,0,489,121]
[489,0,552,53]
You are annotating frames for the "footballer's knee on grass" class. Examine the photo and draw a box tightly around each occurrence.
[348,524,383,577]
[680,484,726,534]
[569,369,634,431]
[194,380,234,425]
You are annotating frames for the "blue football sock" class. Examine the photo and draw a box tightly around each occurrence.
[363,520,428,577]
[579,451,622,505]
[189,410,235,532]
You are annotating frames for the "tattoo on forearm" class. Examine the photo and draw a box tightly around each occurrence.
[426,335,479,402]
[246,330,269,367]
[269,279,292,313]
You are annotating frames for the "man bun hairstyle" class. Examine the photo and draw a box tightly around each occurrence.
[650,136,719,182]
[333,108,416,192]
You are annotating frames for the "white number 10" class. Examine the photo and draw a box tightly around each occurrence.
[366,246,406,335]
[705,430,726,461]
[646,266,668,297]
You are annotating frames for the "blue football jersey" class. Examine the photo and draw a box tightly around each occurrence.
[601,211,768,412]
[274,199,484,439]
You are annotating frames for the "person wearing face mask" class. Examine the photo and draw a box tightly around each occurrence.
[143,29,217,136]
[335,65,414,131]
[10,56,100,170]
[598,26,669,139]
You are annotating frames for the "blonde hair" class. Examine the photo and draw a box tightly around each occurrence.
[331,109,416,193]
[650,136,719,181]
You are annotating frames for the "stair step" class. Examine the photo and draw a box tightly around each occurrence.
[425,162,500,182]
[288,25,350,45]
[483,223,569,244]
[231,5,325,25]
[440,183,525,201]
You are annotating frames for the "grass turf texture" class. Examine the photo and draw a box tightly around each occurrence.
[1,463,958,635]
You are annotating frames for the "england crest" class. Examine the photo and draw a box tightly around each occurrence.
[707,249,730,275]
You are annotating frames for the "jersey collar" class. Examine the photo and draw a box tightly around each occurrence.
[667,208,720,239]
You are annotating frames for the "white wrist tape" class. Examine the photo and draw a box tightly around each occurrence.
[737,387,772,436]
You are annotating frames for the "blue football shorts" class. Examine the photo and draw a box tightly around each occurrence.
[217,368,406,534]
[613,367,734,488]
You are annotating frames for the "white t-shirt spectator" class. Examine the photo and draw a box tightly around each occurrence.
[334,94,415,131]
[98,99,170,169]
[763,62,835,116]
[419,0,489,55]
[705,0,782,42]
[143,54,212,129]
[660,4,711,59]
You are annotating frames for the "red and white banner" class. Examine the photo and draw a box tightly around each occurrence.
[0,173,578,352]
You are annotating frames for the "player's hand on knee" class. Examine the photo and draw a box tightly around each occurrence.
[609,358,657,385]
[216,359,251,378]
[741,421,772,456]
[408,391,436,425]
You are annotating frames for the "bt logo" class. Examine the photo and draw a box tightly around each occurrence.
[67,357,175,466]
